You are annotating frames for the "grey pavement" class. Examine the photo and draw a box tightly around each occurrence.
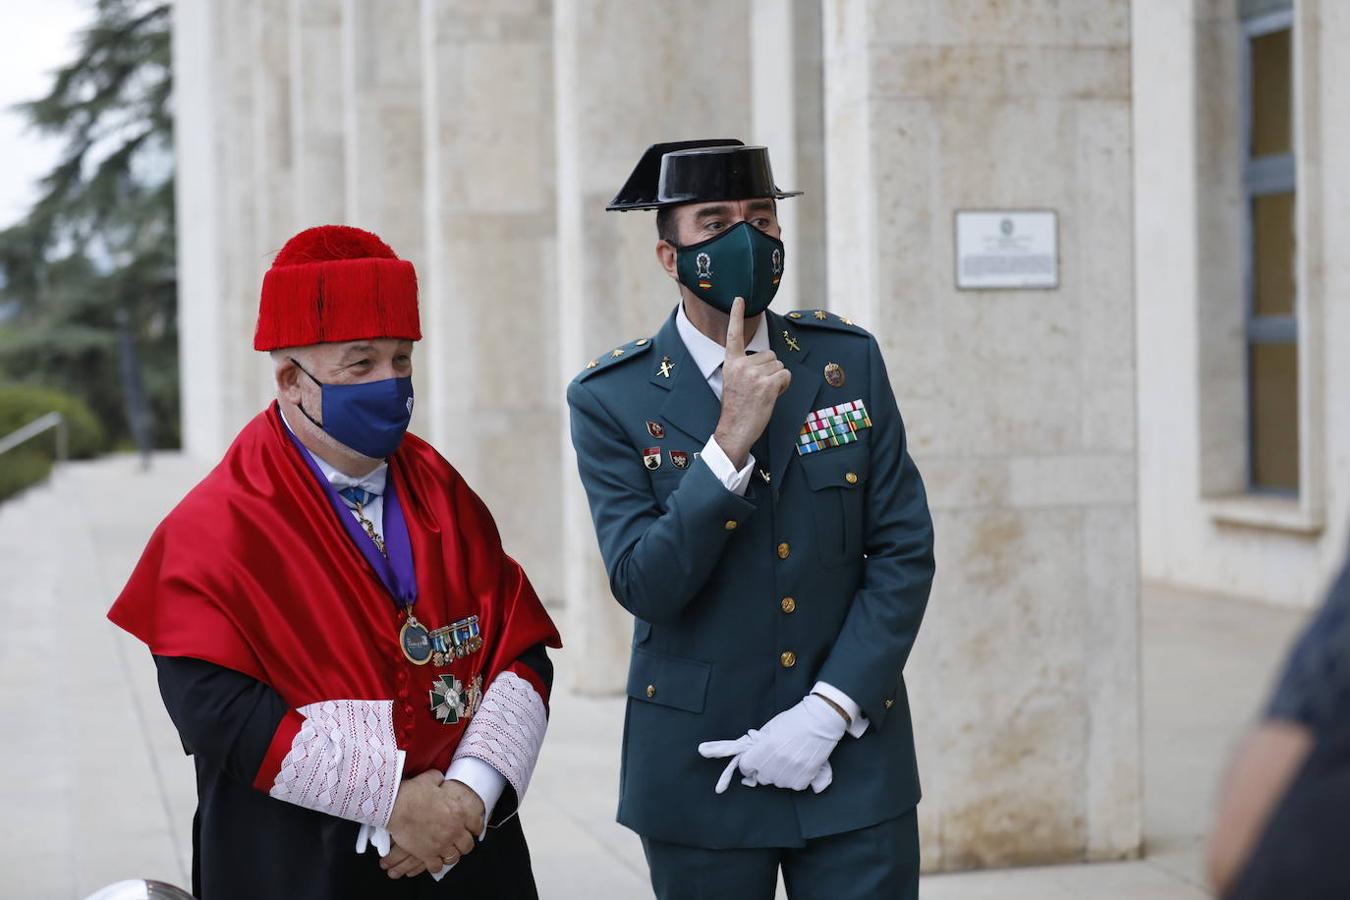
[0,454,1311,899]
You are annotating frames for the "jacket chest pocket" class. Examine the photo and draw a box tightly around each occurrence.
[798,443,869,568]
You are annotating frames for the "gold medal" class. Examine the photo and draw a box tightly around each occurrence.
[400,614,433,665]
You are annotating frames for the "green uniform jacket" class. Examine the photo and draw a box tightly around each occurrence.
[566,306,935,848]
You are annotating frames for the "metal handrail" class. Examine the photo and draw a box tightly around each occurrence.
[0,411,68,461]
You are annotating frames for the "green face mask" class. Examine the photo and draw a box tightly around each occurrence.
[674,221,785,316]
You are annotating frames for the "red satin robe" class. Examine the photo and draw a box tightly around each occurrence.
[109,404,561,897]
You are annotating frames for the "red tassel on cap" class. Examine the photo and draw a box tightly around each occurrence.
[253,225,422,351]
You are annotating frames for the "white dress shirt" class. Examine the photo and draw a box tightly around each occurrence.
[673,304,869,738]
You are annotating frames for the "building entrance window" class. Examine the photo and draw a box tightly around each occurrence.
[1241,1,1297,494]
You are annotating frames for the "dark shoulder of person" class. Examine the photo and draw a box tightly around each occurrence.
[1264,556,1350,734]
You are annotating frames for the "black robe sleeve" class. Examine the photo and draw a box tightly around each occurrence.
[155,655,291,783]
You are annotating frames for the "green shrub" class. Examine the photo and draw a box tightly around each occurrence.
[0,449,54,503]
[0,384,106,459]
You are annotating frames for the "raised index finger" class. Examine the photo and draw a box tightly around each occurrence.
[725,296,746,358]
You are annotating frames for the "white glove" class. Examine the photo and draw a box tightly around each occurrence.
[697,729,760,794]
[698,694,846,794]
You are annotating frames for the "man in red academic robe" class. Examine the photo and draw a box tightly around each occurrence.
[110,225,561,899]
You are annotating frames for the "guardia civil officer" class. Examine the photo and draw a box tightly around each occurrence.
[566,140,936,899]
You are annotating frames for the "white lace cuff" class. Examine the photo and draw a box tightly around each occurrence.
[269,699,404,828]
[450,671,548,811]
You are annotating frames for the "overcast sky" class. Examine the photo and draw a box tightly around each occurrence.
[0,0,90,228]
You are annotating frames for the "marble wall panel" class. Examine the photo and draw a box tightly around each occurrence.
[825,0,1140,868]
[421,0,561,601]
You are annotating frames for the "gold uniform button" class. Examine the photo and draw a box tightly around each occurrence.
[724,520,738,531]
[780,651,797,668]
[845,472,859,485]
[646,684,657,699]
[781,596,797,614]
[884,698,894,709]
[777,542,791,559]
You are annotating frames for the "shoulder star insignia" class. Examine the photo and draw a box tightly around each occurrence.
[814,310,829,320]
[585,359,599,369]
[783,331,801,352]
[838,315,853,325]
[611,348,625,358]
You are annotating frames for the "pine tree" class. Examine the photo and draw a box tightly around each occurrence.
[0,0,176,449]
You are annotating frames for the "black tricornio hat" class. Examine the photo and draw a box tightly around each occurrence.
[607,140,803,211]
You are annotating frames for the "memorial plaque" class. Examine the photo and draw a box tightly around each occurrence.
[955,210,1059,290]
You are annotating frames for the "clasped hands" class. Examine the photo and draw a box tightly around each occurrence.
[379,770,485,879]
[698,694,848,795]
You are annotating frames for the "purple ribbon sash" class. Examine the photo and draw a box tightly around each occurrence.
[286,429,418,608]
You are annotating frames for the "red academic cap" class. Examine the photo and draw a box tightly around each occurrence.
[253,225,421,351]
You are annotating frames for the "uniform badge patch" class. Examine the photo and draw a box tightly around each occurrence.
[647,420,666,439]
[797,400,873,456]
[643,447,662,470]
[824,362,846,388]
[670,450,690,469]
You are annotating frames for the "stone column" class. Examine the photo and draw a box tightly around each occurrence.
[555,0,754,692]
[341,0,429,433]
[175,0,298,457]
[173,0,231,457]
[418,0,562,600]
[750,0,827,310]
[288,0,347,227]
[823,0,1141,869]
[178,0,430,454]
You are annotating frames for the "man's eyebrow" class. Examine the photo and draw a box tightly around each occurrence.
[746,199,776,213]
[695,204,734,220]
[338,343,377,361]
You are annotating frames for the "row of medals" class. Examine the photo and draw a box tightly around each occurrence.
[400,613,483,667]
[401,614,485,726]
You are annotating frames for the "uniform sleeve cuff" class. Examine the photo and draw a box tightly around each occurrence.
[702,436,756,497]
[812,681,869,738]
[446,755,507,835]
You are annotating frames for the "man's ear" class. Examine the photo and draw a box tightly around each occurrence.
[655,240,679,281]
[274,355,302,400]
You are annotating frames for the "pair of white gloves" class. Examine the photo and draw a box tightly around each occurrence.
[697,694,847,794]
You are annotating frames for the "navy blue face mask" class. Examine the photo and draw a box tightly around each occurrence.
[291,359,414,459]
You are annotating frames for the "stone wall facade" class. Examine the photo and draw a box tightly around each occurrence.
[823,0,1140,868]
[1135,0,1350,609]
